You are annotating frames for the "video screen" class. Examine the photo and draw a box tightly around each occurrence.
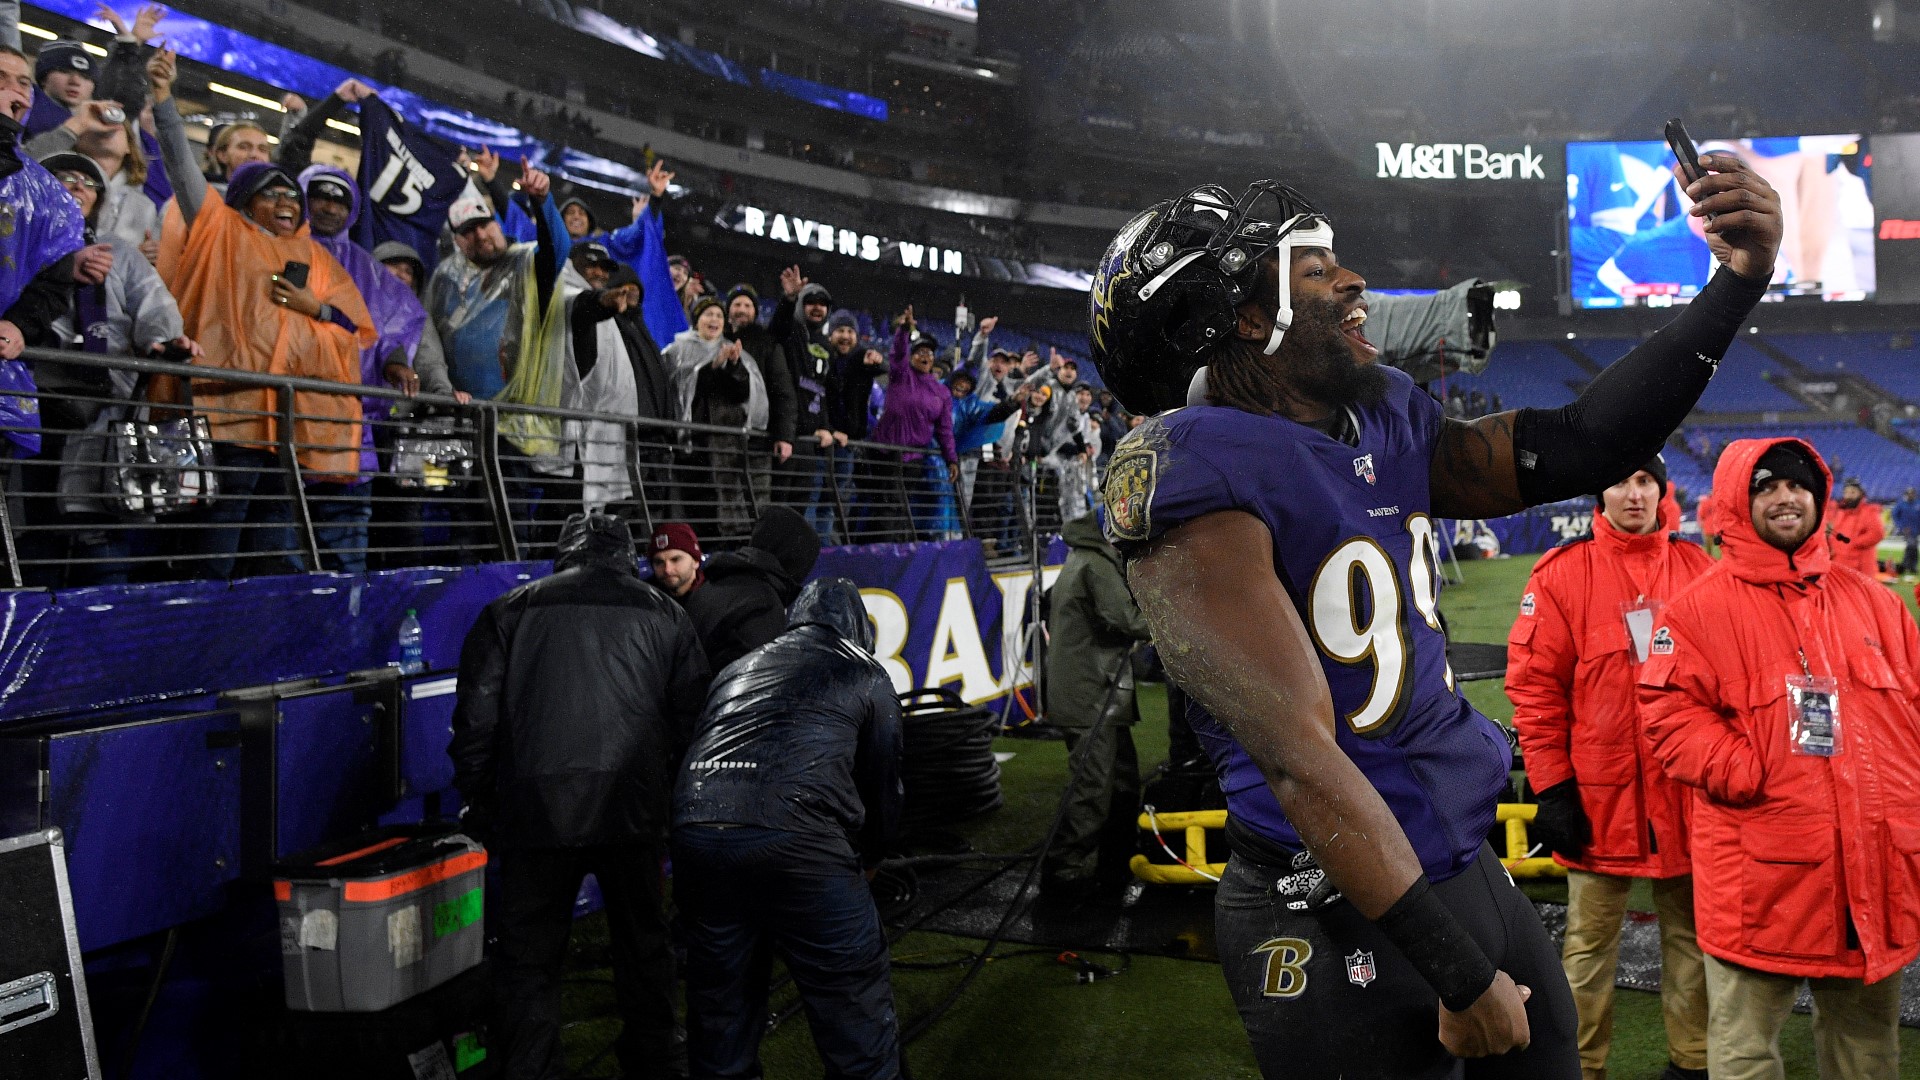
[1874,132,1920,305]
[1566,135,1874,308]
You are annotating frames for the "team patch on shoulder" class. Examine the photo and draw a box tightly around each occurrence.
[1650,626,1674,655]
[1519,592,1535,616]
[1103,446,1157,543]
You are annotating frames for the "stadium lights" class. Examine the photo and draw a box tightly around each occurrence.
[10,24,102,56]
[209,83,287,112]
[324,118,361,136]
[1566,332,1577,340]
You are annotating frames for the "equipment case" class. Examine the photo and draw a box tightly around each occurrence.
[276,826,486,1013]
[0,829,101,1079]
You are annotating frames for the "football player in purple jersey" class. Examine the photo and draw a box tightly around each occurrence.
[1088,161,1779,1078]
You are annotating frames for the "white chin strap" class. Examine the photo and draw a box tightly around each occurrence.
[1263,217,1336,356]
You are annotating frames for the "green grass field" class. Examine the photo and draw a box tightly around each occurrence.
[559,552,1920,1078]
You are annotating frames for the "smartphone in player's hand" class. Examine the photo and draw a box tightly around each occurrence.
[279,261,310,290]
[1664,118,1706,185]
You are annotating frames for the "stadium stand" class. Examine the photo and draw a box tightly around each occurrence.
[1763,332,1920,404]
[1684,421,1920,501]
[1434,340,1587,411]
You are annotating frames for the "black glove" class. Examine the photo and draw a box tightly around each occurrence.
[1529,780,1590,860]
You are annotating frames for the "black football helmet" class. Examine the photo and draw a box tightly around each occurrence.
[1087,180,1334,416]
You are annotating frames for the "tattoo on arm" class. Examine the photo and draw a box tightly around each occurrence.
[1431,412,1525,519]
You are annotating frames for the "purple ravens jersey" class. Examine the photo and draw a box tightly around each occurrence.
[1102,366,1511,883]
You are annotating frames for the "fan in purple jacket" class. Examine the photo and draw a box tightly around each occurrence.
[869,307,957,475]
[0,69,86,327]
[299,164,428,468]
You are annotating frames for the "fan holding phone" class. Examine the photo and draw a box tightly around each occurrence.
[270,260,326,319]
[147,121,379,574]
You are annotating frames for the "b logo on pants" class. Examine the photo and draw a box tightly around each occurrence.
[1253,937,1312,998]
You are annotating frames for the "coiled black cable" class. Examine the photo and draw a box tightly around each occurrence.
[898,687,1004,831]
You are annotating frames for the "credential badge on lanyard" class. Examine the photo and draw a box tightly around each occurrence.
[1620,597,1665,664]
[1787,648,1842,757]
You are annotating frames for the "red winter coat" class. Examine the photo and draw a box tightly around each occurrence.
[1508,503,1711,877]
[1637,437,1920,982]
[1826,499,1885,579]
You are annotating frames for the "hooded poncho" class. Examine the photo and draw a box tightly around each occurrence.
[299,164,429,470]
[163,161,376,479]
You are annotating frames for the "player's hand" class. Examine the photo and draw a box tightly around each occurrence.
[774,440,794,464]
[1438,971,1531,1058]
[334,78,374,104]
[814,428,834,449]
[473,146,501,182]
[1682,153,1783,285]
[0,320,24,360]
[977,315,998,336]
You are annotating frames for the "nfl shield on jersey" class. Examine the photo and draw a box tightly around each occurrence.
[1345,950,1377,988]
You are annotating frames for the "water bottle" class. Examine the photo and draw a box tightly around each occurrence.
[397,609,425,675]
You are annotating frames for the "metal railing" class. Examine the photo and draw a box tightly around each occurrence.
[6,348,1094,588]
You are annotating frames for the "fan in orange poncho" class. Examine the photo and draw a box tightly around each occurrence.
[157,154,374,577]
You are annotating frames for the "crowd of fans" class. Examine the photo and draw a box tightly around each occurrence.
[0,13,1133,588]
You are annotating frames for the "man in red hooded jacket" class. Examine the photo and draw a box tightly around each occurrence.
[1825,477,1884,581]
[1638,438,1920,1080]
[1508,455,1712,1080]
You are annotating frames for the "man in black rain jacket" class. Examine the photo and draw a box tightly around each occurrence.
[451,511,711,1080]
[672,577,905,1080]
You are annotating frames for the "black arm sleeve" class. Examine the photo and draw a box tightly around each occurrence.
[1512,268,1767,506]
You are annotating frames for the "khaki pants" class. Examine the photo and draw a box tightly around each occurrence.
[1563,870,1708,1079]
[1703,953,1902,1080]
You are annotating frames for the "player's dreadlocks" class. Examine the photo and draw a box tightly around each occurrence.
[1204,337,1294,417]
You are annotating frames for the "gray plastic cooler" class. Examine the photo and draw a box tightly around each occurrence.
[276,830,487,1012]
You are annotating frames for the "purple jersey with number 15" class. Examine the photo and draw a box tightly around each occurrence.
[1102,364,1511,884]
